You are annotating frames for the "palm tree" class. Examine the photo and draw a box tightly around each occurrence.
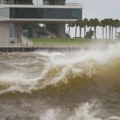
[101,18,110,40]
[105,18,119,40]
[106,18,112,40]
[75,20,79,37]
[114,19,120,39]
[67,23,74,36]
[67,24,71,35]
[110,19,116,40]
[90,18,101,39]
[111,19,115,40]
[101,19,106,39]
[77,19,85,38]
[83,18,89,37]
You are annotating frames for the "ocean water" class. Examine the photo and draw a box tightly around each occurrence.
[0,42,120,120]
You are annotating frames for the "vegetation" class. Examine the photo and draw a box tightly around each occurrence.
[31,38,96,46]
[85,29,94,39]
[31,38,116,47]
[31,18,120,47]
[68,18,120,40]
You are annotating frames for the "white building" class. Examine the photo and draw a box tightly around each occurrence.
[0,0,82,46]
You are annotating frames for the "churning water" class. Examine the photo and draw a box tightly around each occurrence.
[0,42,120,120]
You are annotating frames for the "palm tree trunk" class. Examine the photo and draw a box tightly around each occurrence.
[115,27,117,39]
[105,26,107,39]
[84,26,86,38]
[79,27,82,38]
[111,26,113,40]
[109,26,111,40]
[94,27,96,39]
[102,27,104,39]
[75,25,77,37]
[68,26,70,35]
[110,26,112,40]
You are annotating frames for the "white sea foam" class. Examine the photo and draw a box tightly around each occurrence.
[0,42,120,94]
[40,101,120,120]
[68,102,102,120]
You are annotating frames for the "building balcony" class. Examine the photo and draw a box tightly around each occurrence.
[0,4,82,22]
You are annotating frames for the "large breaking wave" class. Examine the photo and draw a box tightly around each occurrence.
[1,42,120,119]
[0,42,120,96]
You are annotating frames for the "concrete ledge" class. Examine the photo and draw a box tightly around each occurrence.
[0,46,82,52]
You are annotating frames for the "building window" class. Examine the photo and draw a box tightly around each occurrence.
[10,8,82,19]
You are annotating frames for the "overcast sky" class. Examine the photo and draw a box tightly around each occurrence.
[68,0,120,20]
[34,0,120,20]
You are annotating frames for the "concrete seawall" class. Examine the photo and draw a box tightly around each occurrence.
[0,46,83,52]
[0,42,111,52]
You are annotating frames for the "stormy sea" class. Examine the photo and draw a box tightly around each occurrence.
[0,42,120,120]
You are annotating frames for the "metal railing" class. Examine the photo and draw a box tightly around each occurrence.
[65,3,81,6]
